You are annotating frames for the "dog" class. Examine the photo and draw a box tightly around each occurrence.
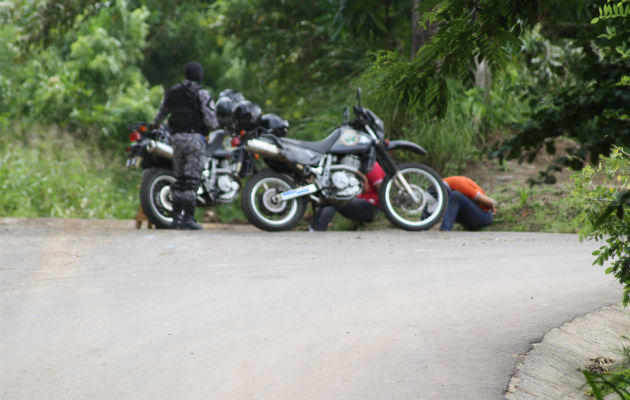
[135,205,154,229]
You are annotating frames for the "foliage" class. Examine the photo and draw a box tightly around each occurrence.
[492,0,629,170]
[361,58,531,175]
[571,147,630,305]
[583,337,630,400]
[0,0,163,145]
[0,127,139,219]
[367,0,540,118]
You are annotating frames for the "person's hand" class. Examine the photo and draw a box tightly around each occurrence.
[490,200,498,215]
[475,193,497,214]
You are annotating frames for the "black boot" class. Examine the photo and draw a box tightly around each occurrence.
[179,205,203,230]
[171,191,183,229]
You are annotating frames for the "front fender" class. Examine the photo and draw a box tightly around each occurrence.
[386,139,427,156]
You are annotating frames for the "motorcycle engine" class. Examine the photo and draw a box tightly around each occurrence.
[216,174,240,202]
[329,155,363,200]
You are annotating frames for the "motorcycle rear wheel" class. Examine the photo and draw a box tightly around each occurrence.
[241,169,306,232]
[379,162,447,231]
[139,168,177,229]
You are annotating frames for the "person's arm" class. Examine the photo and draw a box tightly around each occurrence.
[474,192,498,214]
[154,100,168,126]
[199,89,219,131]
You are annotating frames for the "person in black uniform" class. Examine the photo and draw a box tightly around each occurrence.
[154,62,218,230]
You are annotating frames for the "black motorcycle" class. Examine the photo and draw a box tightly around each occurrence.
[124,92,286,228]
[240,89,448,231]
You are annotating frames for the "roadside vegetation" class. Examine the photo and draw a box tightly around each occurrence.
[0,0,627,237]
[1,1,628,396]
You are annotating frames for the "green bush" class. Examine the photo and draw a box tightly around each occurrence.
[571,146,630,305]
[0,2,162,146]
[0,128,140,219]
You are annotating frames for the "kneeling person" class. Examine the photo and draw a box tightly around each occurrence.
[440,176,497,231]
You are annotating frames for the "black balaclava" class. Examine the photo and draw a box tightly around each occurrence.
[185,62,203,83]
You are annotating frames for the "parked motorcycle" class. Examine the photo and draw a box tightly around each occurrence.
[240,88,448,231]
[124,91,283,228]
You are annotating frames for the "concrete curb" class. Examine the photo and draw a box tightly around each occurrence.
[506,304,630,399]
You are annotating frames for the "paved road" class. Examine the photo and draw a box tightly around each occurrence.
[0,219,622,400]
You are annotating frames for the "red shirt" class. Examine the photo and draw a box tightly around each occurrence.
[358,162,386,207]
[443,176,489,211]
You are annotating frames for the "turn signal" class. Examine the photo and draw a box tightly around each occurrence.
[231,137,241,147]
[240,129,246,137]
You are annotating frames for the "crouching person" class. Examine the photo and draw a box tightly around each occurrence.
[440,176,497,231]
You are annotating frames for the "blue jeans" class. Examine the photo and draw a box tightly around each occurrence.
[311,199,379,231]
[440,190,493,231]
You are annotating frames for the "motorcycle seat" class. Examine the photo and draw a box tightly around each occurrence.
[205,129,230,158]
[280,130,341,154]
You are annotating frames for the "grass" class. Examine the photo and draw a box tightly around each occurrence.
[489,182,581,233]
[0,128,140,219]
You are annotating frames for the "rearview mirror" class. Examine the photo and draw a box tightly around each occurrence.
[343,106,350,121]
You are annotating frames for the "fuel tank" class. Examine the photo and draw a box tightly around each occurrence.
[328,126,373,154]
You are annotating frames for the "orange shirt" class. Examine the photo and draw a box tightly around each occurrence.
[443,176,488,211]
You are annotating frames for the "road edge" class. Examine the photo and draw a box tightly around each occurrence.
[505,303,630,400]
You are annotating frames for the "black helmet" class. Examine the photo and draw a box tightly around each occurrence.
[218,89,245,103]
[231,100,262,131]
[185,61,203,83]
[260,113,289,137]
[215,97,236,128]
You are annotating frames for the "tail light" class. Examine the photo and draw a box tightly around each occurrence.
[129,130,141,142]
[231,137,241,147]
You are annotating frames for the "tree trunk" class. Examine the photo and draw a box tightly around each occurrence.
[411,0,438,58]
[474,57,491,89]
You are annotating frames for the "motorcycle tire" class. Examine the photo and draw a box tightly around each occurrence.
[379,162,448,231]
[139,168,177,229]
[241,169,307,232]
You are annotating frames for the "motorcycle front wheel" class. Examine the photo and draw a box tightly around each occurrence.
[139,168,176,229]
[241,169,306,232]
[379,163,448,231]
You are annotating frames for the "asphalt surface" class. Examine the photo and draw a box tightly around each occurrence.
[0,218,624,400]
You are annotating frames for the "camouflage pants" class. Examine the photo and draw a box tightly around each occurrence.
[171,133,205,209]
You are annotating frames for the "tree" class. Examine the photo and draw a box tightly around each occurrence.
[370,0,629,170]
[410,0,438,58]
[492,0,629,170]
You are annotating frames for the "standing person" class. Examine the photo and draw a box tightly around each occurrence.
[154,61,218,230]
[440,176,497,231]
[310,162,386,231]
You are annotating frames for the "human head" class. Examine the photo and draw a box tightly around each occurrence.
[185,61,203,83]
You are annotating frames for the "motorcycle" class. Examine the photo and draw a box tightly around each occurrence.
[240,88,448,231]
[124,92,285,228]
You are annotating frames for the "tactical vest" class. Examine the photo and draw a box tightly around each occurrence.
[165,81,208,135]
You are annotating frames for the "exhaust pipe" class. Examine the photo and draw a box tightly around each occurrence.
[245,138,284,160]
[147,140,173,159]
